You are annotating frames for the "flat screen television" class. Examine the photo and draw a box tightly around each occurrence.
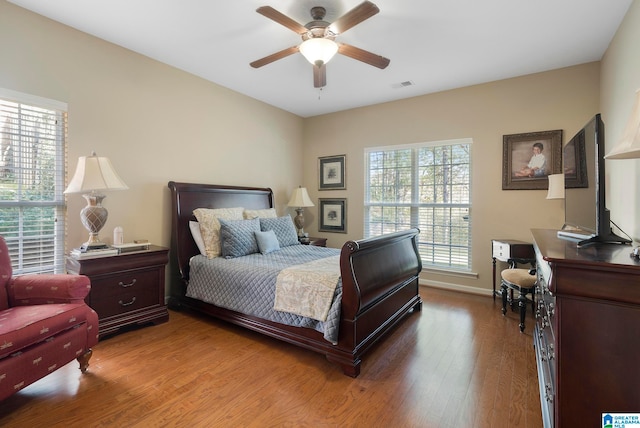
[559,113,631,247]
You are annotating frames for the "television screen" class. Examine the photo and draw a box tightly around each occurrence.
[563,120,596,235]
[561,114,630,246]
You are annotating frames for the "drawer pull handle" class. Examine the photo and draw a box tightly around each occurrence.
[119,279,137,288]
[119,297,137,307]
[544,383,554,403]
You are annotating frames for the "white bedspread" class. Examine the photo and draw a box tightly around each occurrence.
[273,255,340,322]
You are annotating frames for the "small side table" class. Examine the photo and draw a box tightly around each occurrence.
[491,239,535,300]
[304,237,327,247]
[66,245,169,338]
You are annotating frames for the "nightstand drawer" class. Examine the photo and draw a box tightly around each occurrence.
[91,287,159,319]
[90,269,159,299]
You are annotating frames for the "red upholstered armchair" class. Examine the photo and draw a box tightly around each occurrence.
[0,236,99,401]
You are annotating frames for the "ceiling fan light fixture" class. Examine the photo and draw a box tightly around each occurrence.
[299,38,338,66]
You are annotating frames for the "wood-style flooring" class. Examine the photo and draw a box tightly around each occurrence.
[0,287,542,427]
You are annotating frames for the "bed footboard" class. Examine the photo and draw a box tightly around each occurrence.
[329,228,422,376]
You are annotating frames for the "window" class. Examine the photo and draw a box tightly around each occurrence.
[365,139,471,271]
[0,89,67,275]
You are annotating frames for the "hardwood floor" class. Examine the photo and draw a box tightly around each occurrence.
[0,287,542,427]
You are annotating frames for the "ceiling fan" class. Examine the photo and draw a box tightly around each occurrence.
[250,1,390,88]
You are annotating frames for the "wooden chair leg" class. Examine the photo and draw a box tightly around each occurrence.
[77,349,93,373]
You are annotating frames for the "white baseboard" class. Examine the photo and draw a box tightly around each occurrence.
[419,278,493,297]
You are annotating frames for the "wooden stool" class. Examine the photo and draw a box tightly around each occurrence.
[501,268,536,332]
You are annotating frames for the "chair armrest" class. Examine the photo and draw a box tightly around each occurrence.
[7,274,91,306]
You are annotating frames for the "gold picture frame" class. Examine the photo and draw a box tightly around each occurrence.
[502,130,563,190]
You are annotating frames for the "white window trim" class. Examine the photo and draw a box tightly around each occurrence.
[364,138,473,272]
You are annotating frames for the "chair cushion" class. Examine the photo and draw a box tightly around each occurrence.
[501,268,537,289]
[0,325,90,401]
[0,303,93,359]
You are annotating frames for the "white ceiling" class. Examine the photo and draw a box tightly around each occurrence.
[9,0,633,118]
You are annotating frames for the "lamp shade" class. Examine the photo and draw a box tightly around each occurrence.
[64,152,128,194]
[299,38,338,67]
[546,173,565,199]
[605,89,640,159]
[288,187,314,208]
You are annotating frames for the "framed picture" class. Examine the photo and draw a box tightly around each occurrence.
[319,155,346,190]
[502,129,563,190]
[318,198,347,233]
[563,130,588,188]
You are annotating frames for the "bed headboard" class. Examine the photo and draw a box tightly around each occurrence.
[167,181,274,285]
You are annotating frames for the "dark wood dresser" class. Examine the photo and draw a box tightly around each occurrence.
[66,246,169,338]
[531,229,640,428]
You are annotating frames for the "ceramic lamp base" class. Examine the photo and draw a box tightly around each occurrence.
[79,193,109,250]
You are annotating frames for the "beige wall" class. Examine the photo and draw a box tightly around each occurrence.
[601,0,640,241]
[303,63,600,293]
[0,1,304,251]
[2,0,638,295]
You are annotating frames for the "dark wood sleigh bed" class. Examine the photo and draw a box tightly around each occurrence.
[167,181,422,377]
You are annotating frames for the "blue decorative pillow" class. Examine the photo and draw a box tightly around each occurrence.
[260,216,300,248]
[219,218,260,258]
[255,230,280,255]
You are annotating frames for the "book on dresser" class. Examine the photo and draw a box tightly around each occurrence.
[70,247,119,259]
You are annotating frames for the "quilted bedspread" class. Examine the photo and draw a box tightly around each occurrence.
[186,245,342,344]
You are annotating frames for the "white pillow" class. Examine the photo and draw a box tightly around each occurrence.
[193,207,244,258]
[243,208,277,219]
[189,221,207,256]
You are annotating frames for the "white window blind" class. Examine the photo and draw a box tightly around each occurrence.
[0,89,67,274]
[365,139,472,271]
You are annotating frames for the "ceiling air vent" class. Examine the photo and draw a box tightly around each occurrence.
[391,80,414,89]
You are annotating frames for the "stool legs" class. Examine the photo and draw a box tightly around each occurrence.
[518,292,527,332]
[501,279,535,332]
[501,281,508,315]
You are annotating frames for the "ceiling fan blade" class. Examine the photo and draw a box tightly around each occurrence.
[338,43,390,69]
[256,6,308,34]
[250,46,299,68]
[313,64,326,88]
[329,1,379,35]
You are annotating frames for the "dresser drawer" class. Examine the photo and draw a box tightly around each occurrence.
[492,241,512,260]
[534,323,555,428]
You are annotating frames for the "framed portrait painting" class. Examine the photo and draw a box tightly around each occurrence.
[318,198,347,233]
[502,129,563,190]
[319,155,346,190]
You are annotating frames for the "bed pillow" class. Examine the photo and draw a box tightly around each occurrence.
[260,216,300,248]
[189,221,207,256]
[255,230,280,255]
[193,207,244,258]
[219,218,260,259]
[243,208,277,219]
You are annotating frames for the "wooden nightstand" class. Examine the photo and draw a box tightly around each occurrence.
[66,246,169,338]
[307,237,327,247]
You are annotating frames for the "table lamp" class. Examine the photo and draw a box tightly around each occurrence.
[64,152,128,251]
[546,173,565,199]
[287,186,314,237]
